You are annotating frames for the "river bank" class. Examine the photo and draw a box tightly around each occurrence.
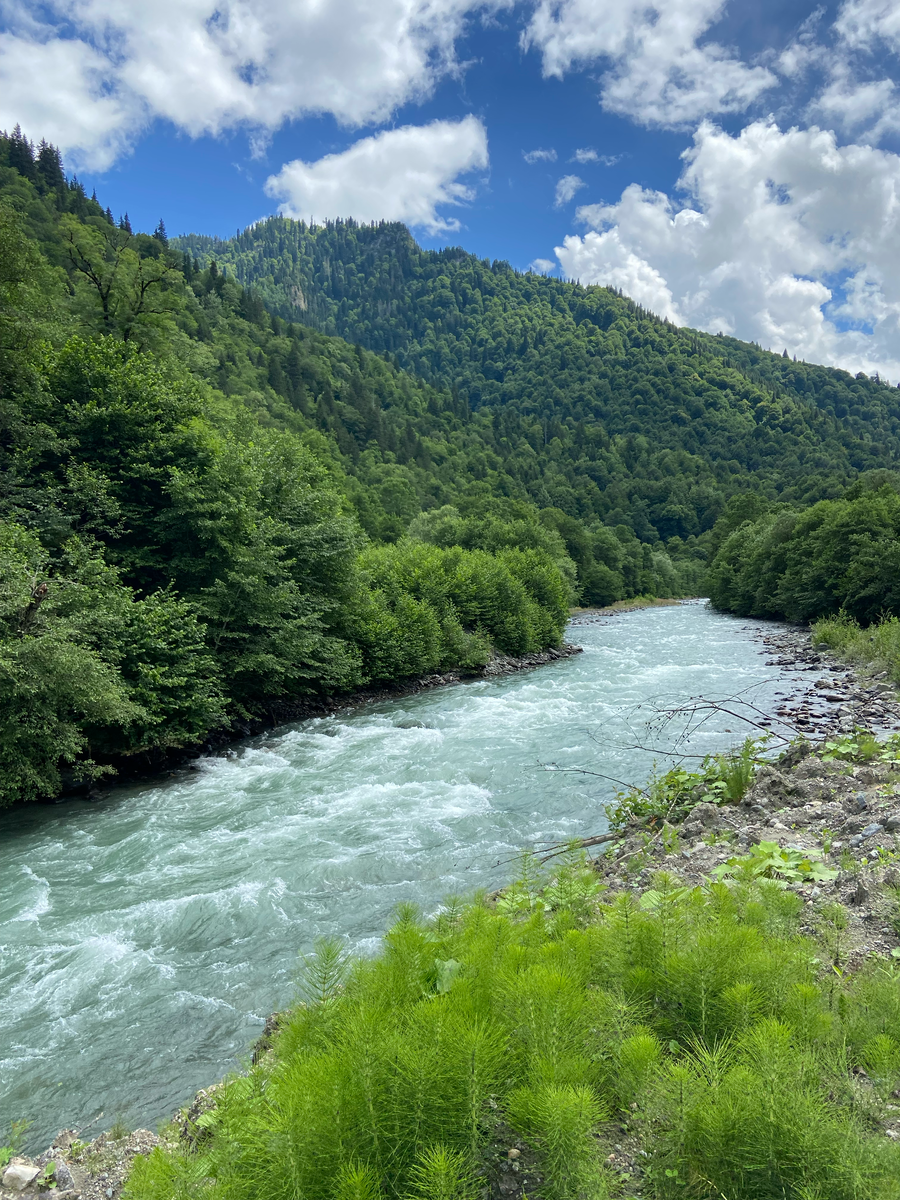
[13,730,900,1197]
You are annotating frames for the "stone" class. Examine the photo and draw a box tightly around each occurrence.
[884,812,900,832]
[52,1162,74,1191]
[862,822,884,838]
[2,1161,41,1191]
[687,801,724,829]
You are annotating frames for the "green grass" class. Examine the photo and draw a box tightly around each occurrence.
[124,852,900,1200]
[812,613,900,686]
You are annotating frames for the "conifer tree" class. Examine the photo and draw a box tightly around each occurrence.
[8,125,35,178]
[36,140,65,192]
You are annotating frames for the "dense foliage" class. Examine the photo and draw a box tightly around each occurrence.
[177,217,900,552]
[0,132,575,805]
[125,854,900,1200]
[707,475,900,624]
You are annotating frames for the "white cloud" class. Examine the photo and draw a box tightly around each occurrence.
[835,0,900,53]
[572,149,622,165]
[528,257,556,273]
[554,173,585,206]
[555,120,900,377]
[522,0,776,126]
[265,117,488,236]
[0,0,504,170]
[810,70,900,141]
[524,147,557,163]
[0,31,138,171]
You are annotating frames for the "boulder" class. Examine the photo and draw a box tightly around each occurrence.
[793,757,829,781]
[2,1161,40,1191]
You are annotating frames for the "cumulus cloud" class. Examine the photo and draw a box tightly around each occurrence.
[555,120,900,377]
[528,257,556,273]
[524,147,557,163]
[0,31,138,171]
[553,173,585,206]
[810,70,900,141]
[265,117,488,235]
[0,0,504,169]
[522,0,776,126]
[835,0,900,52]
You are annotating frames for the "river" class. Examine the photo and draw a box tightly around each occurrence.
[0,603,810,1148]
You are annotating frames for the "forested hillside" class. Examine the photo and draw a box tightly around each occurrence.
[0,130,576,806]
[177,217,900,545]
[3,125,900,807]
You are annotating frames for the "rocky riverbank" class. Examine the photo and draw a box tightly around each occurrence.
[754,625,900,738]
[0,1129,170,1200]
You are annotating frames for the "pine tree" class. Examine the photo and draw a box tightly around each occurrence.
[36,140,65,192]
[153,219,168,246]
[119,212,133,234]
[8,125,35,178]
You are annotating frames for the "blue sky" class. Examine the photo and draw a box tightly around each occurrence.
[3,0,900,376]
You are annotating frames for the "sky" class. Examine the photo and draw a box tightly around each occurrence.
[3,0,900,378]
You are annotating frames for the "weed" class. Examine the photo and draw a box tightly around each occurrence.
[661,824,680,854]
[108,1115,131,1142]
[607,738,766,831]
[714,841,838,886]
[818,902,850,970]
[0,1120,30,1171]
[839,848,857,873]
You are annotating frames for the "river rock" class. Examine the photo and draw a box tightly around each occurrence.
[2,1161,40,1191]
[687,802,724,829]
[794,757,829,780]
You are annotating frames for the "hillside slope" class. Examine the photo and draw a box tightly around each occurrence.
[177,218,900,545]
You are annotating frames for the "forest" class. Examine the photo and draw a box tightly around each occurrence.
[3,125,900,807]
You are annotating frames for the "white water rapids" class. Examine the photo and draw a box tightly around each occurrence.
[0,603,811,1148]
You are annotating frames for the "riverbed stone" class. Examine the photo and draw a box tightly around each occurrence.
[2,1161,40,1191]
[687,802,724,829]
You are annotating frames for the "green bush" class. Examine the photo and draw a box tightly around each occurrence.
[813,612,900,685]
[708,485,900,624]
[125,855,900,1200]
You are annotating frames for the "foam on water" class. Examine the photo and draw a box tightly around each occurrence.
[0,604,808,1148]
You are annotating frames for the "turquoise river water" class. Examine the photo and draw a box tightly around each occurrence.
[0,603,812,1148]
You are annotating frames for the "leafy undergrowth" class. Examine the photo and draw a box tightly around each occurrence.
[605,736,763,830]
[813,613,900,686]
[125,855,900,1200]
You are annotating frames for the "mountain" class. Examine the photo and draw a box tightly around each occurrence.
[176,217,900,550]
